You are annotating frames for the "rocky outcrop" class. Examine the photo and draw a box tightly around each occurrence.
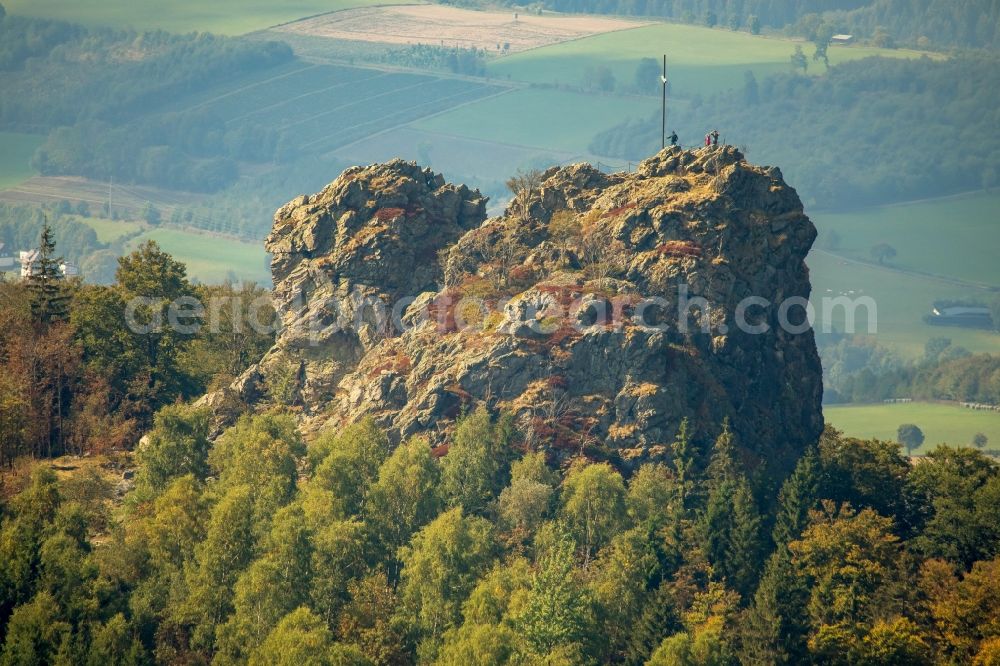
[211,148,824,486]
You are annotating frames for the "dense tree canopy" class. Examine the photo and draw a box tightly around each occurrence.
[2,400,998,664]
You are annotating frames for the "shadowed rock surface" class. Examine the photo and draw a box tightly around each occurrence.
[201,147,824,488]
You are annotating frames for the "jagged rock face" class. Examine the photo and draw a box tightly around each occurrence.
[255,160,487,406]
[217,148,823,487]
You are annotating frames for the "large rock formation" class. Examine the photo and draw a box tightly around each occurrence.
[208,147,824,487]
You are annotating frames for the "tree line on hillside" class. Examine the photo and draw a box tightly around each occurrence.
[0,225,274,468]
[0,8,292,193]
[1,402,999,664]
[821,335,1000,405]
[591,54,1000,209]
[535,0,999,49]
[369,44,488,77]
[0,204,104,267]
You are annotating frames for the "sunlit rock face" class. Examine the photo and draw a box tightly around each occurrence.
[205,147,823,490]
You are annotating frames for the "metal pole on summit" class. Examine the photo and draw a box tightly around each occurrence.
[660,54,667,150]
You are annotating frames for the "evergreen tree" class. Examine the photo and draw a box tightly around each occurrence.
[671,419,698,510]
[739,550,810,665]
[772,447,820,552]
[626,581,681,665]
[726,480,764,599]
[26,221,69,327]
[701,423,763,598]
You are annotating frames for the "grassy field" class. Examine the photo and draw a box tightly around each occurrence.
[76,216,142,243]
[813,191,1000,287]
[489,22,934,97]
[129,229,269,285]
[824,402,1000,454]
[414,88,658,154]
[2,0,406,35]
[0,133,43,191]
[808,250,1000,357]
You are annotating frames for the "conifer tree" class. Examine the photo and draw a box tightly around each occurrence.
[26,221,69,326]
[726,479,764,598]
[626,579,681,665]
[702,424,763,598]
[739,448,821,665]
[671,419,697,510]
[771,447,820,551]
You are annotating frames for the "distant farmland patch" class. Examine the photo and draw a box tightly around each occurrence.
[0,133,43,191]
[413,88,657,154]
[272,5,648,54]
[2,0,405,35]
[825,401,1000,455]
[489,21,937,96]
[129,228,269,285]
[812,191,1000,288]
[170,61,509,156]
[807,250,1000,357]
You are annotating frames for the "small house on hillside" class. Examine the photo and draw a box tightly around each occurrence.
[20,250,78,278]
[19,250,40,278]
[831,34,855,45]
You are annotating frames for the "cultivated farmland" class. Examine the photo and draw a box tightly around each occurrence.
[172,61,509,156]
[824,401,1000,455]
[2,0,407,35]
[807,250,1000,357]
[489,21,937,96]
[812,191,1000,288]
[272,5,648,54]
[413,88,658,154]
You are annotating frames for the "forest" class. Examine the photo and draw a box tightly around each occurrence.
[538,0,1000,49]
[0,226,274,467]
[1,213,999,666]
[821,334,1000,406]
[1,392,999,664]
[592,54,1000,209]
[0,8,292,192]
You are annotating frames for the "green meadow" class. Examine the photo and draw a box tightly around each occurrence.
[0,132,43,191]
[824,401,1000,454]
[77,216,142,243]
[807,250,1000,357]
[2,0,403,35]
[413,88,658,155]
[812,191,1000,287]
[488,22,934,97]
[129,228,269,285]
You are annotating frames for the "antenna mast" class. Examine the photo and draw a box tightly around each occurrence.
[660,54,668,150]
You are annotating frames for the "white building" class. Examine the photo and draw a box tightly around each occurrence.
[19,250,79,278]
[19,249,40,279]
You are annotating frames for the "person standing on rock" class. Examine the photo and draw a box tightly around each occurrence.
[711,130,720,146]
[705,133,712,147]
[669,130,678,147]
